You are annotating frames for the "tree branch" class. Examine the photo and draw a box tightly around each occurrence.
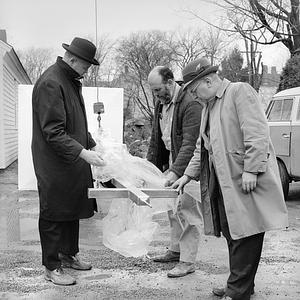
[269,0,289,16]
[253,0,289,21]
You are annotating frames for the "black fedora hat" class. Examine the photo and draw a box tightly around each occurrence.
[182,57,218,89]
[62,37,99,65]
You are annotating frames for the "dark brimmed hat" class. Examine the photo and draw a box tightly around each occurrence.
[182,57,218,89]
[62,37,99,65]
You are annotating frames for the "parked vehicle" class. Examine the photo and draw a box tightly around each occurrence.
[266,86,300,200]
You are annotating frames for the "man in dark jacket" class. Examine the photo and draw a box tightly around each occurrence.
[32,37,104,286]
[147,66,203,278]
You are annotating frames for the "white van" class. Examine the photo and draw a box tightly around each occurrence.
[266,86,300,200]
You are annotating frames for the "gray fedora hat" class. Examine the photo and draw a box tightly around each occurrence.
[182,57,218,89]
[62,37,99,65]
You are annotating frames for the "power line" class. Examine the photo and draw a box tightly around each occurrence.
[95,0,98,46]
[94,0,99,101]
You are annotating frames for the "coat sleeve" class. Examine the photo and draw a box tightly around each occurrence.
[169,101,202,177]
[35,79,84,161]
[87,132,96,150]
[234,83,269,173]
[184,134,202,180]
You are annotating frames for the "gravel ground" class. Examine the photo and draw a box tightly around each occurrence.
[0,161,300,300]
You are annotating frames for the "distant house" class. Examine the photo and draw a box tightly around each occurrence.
[259,65,281,110]
[0,30,31,169]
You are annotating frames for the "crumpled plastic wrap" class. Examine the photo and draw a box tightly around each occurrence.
[102,199,159,257]
[92,128,175,257]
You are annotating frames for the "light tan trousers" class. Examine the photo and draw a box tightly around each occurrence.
[168,181,202,263]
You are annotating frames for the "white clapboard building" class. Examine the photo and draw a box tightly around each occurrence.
[0,30,31,169]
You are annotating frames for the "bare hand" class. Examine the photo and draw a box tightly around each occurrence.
[242,171,257,193]
[170,175,191,193]
[164,171,179,187]
[79,149,105,167]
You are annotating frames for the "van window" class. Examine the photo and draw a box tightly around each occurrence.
[268,100,282,121]
[297,101,300,120]
[268,99,293,121]
[282,99,293,120]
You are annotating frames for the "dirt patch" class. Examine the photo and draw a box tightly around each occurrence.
[261,256,300,264]
[80,286,180,300]
[0,250,40,270]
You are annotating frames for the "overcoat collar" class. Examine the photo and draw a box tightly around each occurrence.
[56,56,82,83]
[174,83,187,104]
[200,79,232,150]
[216,78,231,99]
[56,57,86,109]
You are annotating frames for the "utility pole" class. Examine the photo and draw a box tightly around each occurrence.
[240,47,263,91]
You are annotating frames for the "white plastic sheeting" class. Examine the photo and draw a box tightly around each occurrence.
[93,128,175,257]
[102,199,160,257]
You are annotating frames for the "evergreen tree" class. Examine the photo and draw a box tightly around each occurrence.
[278,53,300,92]
[219,48,248,82]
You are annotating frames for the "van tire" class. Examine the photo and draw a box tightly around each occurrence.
[277,160,289,201]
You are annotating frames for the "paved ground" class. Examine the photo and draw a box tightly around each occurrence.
[0,161,300,300]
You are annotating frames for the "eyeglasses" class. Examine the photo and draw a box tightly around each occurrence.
[189,81,201,98]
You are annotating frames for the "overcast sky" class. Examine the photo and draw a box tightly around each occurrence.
[0,0,290,70]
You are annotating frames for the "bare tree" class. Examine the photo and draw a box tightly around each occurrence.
[170,28,206,69]
[185,3,267,89]
[115,31,176,121]
[168,27,228,70]
[17,47,54,83]
[194,0,300,55]
[83,35,115,87]
[200,26,229,65]
[242,35,263,90]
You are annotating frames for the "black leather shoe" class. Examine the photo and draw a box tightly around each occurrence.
[59,253,92,270]
[212,287,227,297]
[212,287,255,297]
[152,250,180,263]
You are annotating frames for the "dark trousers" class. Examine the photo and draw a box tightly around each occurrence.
[211,166,265,300]
[39,218,79,271]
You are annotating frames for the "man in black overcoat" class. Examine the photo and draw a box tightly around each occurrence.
[32,37,104,285]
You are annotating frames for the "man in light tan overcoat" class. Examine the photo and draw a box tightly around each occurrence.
[172,57,288,300]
